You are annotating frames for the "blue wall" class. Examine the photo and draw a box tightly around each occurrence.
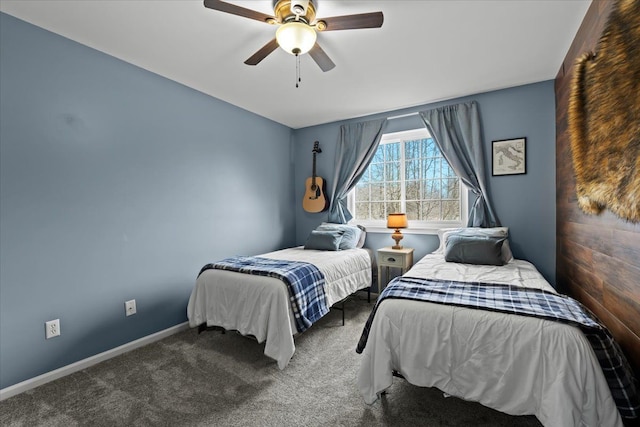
[0,13,295,389]
[292,81,556,286]
[1,12,557,391]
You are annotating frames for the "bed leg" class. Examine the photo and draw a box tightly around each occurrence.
[333,298,347,326]
[368,287,371,303]
[392,370,405,379]
[198,324,226,334]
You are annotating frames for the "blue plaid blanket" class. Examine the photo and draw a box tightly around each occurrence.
[198,256,328,333]
[356,277,639,420]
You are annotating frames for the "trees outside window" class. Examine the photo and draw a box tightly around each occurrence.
[349,128,467,231]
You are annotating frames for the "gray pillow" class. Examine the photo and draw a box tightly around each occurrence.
[356,225,367,248]
[304,230,345,251]
[444,234,506,266]
[317,223,362,249]
[437,227,513,263]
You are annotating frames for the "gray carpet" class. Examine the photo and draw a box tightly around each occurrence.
[1,295,542,426]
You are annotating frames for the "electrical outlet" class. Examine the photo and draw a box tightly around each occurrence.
[125,299,137,316]
[45,319,60,339]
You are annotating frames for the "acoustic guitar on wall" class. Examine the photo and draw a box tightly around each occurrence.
[303,141,329,213]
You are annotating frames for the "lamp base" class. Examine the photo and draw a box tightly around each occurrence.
[391,229,404,250]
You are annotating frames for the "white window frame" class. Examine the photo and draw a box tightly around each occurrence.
[347,128,468,234]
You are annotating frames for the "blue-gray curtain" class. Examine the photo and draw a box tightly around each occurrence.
[419,101,501,227]
[328,118,388,223]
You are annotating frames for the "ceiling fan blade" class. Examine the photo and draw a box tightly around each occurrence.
[203,0,275,24]
[244,38,280,66]
[309,43,335,72]
[318,11,383,31]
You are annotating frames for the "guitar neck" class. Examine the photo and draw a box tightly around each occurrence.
[312,152,317,185]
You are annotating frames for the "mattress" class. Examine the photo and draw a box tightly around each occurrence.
[357,253,622,427]
[187,246,372,369]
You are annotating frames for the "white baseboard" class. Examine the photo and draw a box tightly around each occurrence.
[0,322,190,401]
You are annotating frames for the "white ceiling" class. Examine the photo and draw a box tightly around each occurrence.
[0,0,591,129]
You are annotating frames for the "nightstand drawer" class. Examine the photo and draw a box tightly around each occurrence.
[380,253,405,267]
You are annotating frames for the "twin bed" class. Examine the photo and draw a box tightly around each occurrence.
[187,223,372,369]
[187,224,637,427]
[356,227,638,427]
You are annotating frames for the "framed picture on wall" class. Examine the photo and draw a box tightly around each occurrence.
[492,137,526,176]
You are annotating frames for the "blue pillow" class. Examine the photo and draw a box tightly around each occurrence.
[444,235,506,266]
[304,230,345,251]
[317,224,362,249]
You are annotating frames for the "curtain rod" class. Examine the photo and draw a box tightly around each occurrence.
[386,111,420,120]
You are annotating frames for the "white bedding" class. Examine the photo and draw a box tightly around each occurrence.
[187,247,371,369]
[357,253,622,427]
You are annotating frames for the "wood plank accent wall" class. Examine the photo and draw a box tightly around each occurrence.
[555,0,640,377]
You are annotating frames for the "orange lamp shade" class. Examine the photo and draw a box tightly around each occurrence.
[387,213,408,229]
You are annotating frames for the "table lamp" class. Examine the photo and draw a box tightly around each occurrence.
[387,213,408,249]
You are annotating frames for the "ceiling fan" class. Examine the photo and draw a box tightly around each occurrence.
[203,0,384,72]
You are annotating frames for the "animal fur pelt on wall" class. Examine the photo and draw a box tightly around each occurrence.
[568,0,640,223]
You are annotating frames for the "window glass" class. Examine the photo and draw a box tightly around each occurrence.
[349,128,467,232]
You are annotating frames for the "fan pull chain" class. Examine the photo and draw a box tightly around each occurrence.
[295,52,302,88]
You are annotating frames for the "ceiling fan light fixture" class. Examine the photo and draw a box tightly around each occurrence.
[276,21,317,55]
[204,0,382,72]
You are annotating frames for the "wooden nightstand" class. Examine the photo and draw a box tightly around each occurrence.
[377,247,414,291]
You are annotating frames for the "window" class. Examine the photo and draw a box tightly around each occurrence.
[348,128,467,232]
